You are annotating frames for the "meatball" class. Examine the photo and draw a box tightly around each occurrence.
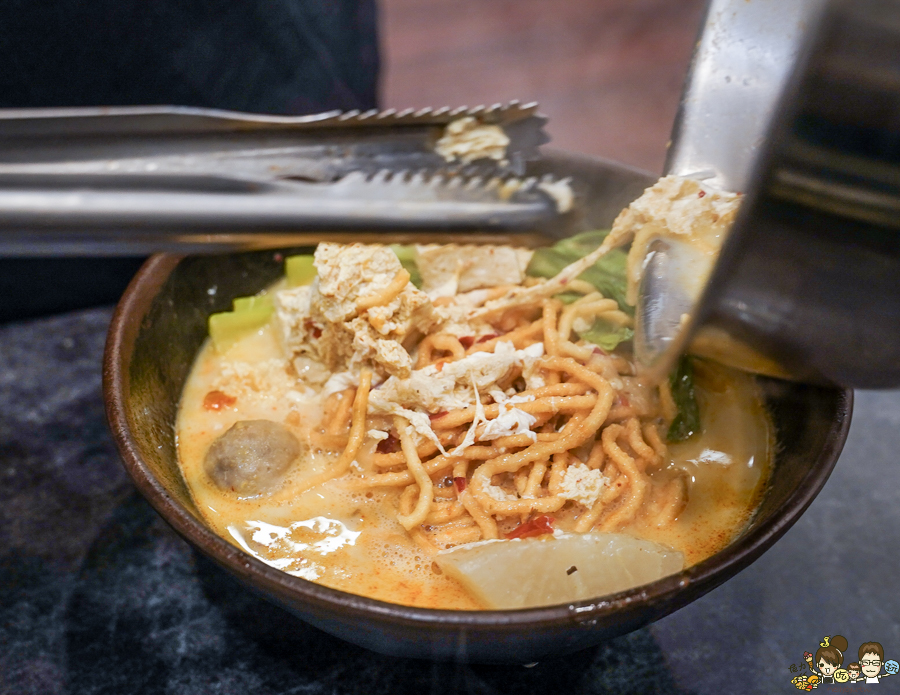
[204,420,301,495]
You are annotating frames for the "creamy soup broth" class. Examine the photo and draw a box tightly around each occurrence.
[176,306,772,610]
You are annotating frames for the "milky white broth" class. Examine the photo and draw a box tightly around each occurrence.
[175,300,772,610]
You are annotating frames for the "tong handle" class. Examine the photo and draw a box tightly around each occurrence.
[665,0,826,192]
[0,103,559,255]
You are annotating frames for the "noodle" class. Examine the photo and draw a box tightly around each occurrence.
[430,395,599,431]
[595,422,649,531]
[642,477,687,528]
[395,415,434,530]
[416,334,467,368]
[458,489,499,540]
[585,439,606,470]
[425,500,466,524]
[542,299,563,357]
[547,451,569,495]
[522,459,549,500]
[354,454,458,489]
[558,294,619,341]
[356,268,411,311]
[643,423,668,461]
[292,368,373,495]
[307,296,689,553]
[466,320,542,355]
[326,389,355,435]
[625,417,659,467]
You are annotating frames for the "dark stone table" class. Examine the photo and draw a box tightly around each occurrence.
[2,307,899,694]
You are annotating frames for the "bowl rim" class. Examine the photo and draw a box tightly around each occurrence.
[103,246,853,635]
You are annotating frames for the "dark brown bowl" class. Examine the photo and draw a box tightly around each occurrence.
[103,151,852,663]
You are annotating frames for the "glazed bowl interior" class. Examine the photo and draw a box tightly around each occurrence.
[104,151,851,663]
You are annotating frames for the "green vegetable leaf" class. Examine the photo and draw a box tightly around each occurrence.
[209,303,274,353]
[285,255,316,287]
[232,294,274,312]
[667,356,701,442]
[525,230,631,314]
[575,318,634,352]
[390,244,423,288]
[554,291,583,305]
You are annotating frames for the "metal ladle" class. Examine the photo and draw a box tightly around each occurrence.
[636,0,900,388]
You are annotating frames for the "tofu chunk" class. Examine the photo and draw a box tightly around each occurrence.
[275,243,438,382]
[415,244,534,297]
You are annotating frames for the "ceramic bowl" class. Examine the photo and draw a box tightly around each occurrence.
[103,151,852,663]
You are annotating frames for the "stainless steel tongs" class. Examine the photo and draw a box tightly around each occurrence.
[0,102,569,255]
[635,0,826,377]
[637,0,900,388]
